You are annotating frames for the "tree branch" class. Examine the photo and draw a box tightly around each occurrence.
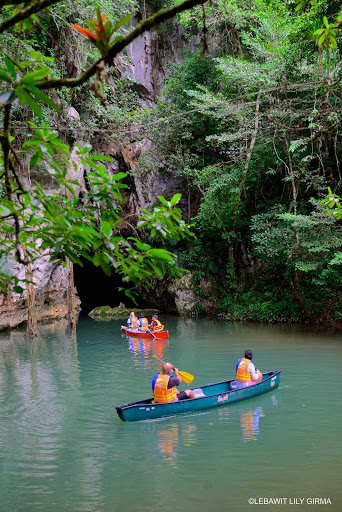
[0,0,61,34]
[37,0,207,91]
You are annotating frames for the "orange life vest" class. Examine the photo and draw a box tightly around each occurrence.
[236,358,252,382]
[139,318,149,331]
[152,319,164,332]
[154,373,177,403]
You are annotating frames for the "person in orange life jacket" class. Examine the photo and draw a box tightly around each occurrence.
[152,362,195,403]
[235,350,262,389]
[136,312,149,331]
[149,314,164,332]
[127,311,138,329]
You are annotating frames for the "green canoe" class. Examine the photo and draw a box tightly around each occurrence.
[116,370,281,422]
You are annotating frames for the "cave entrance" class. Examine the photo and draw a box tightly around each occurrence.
[73,260,147,315]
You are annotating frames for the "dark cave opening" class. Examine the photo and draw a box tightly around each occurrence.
[73,260,148,315]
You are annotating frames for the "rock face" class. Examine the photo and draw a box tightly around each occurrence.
[136,274,219,316]
[126,1,197,102]
[168,274,219,316]
[0,258,80,331]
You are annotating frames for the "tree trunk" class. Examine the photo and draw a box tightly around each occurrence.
[67,259,77,328]
[25,262,37,337]
[228,94,261,282]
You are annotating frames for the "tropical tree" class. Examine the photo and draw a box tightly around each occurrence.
[0,0,206,334]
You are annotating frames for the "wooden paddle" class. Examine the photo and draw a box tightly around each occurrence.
[147,328,156,338]
[152,354,194,384]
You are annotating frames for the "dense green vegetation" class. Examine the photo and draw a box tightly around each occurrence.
[0,0,203,334]
[133,0,342,323]
[1,0,342,327]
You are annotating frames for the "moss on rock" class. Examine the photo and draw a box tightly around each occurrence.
[88,303,159,319]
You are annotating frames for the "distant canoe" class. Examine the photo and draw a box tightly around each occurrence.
[121,326,169,339]
[116,370,281,422]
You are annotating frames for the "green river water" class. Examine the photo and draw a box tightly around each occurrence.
[0,317,341,512]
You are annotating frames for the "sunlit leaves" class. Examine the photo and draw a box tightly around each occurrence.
[137,195,195,242]
[321,187,342,220]
[313,17,338,49]
[0,57,60,114]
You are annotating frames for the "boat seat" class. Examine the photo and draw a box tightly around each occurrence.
[192,388,205,398]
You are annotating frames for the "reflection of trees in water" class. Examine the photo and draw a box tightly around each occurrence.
[240,407,265,442]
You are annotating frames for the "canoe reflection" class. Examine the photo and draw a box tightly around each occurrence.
[156,423,198,465]
[127,337,168,369]
[240,406,265,442]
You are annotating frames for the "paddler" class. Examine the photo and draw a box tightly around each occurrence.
[127,311,138,329]
[235,350,262,389]
[136,312,149,331]
[152,362,195,403]
[149,314,164,333]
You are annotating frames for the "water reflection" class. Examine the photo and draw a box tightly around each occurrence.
[126,336,168,370]
[240,407,265,442]
[156,423,198,466]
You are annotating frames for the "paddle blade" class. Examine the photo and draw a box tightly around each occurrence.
[179,370,194,384]
[152,355,157,358]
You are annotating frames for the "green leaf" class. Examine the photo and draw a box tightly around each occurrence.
[318,33,326,46]
[100,259,112,276]
[13,285,24,294]
[157,196,170,207]
[323,16,329,29]
[30,153,42,169]
[15,86,41,117]
[0,70,12,83]
[25,85,61,113]
[112,172,127,181]
[112,13,133,33]
[20,67,50,84]
[0,89,15,104]
[101,220,112,237]
[170,193,182,206]
[329,34,337,49]
[90,155,113,162]
[4,58,16,78]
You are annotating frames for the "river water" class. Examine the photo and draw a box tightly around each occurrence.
[0,317,341,511]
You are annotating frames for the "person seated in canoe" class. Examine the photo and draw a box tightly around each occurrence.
[235,350,262,389]
[149,314,164,333]
[127,311,138,329]
[152,362,195,403]
[136,312,149,331]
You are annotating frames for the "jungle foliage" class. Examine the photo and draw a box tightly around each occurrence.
[0,0,204,334]
[2,0,342,327]
[132,0,342,323]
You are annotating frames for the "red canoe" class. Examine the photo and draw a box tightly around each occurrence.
[121,326,169,339]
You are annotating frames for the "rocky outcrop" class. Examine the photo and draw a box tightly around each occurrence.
[88,303,158,320]
[125,1,197,102]
[0,257,80,331]
[135,273,219,316]
[168,274,219,315]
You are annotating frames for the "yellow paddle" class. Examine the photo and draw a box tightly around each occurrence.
[152,354,194,384]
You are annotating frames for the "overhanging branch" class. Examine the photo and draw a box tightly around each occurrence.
[0,0,61,34]
[37,0,206,91]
